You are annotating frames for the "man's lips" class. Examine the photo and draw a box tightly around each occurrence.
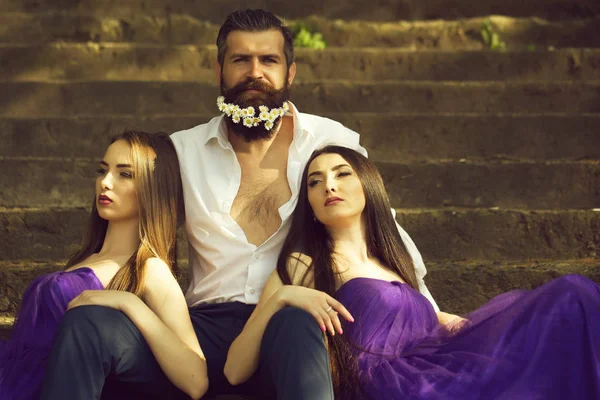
[325,197,343,206]
[98,195,112,205]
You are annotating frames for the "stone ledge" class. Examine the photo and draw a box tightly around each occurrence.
[1,81,599,117]
[1,13,599,48]
[0,0,598,21]
[2,158,599,209]
[1,258,599,320]
[2,114,599,161]
[0,208,598,262]
[2,45,600,82]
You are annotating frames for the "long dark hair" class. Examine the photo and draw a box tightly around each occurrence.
[66,131,184,297]
[276,145,418,398]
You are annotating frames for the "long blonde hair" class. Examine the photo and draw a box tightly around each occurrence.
[66,131,184,296]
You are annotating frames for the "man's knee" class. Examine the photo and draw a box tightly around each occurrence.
[57,305,130,346]
[263,307,322,344]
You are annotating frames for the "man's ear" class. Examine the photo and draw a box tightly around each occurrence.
[287,62,297,86]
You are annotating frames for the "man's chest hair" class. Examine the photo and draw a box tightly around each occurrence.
[233,176,290,223]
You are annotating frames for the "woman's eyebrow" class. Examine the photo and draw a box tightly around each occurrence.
[308,164,351,178]
[99,160,132,168]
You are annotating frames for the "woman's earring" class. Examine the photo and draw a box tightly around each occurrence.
[313,216,317,223]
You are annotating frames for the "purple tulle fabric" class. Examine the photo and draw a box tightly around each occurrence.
[0,267,103,400]
[336,274,600,400]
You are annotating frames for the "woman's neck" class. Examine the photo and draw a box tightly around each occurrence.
[329,219,370,264]
[98,218,140,259]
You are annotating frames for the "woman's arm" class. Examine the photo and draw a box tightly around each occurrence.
[224,266,353,386]
[68,258,208,400]
[437,311,469,332]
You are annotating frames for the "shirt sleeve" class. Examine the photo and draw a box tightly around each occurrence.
[392,209,440,312]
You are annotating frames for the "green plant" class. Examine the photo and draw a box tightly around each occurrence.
[292,24,326,49]
[480,20,506,50]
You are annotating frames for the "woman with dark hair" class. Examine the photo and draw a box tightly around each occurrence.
[0,132,208,400]
[225,145,600,399]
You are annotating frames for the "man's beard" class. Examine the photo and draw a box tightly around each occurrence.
[221,77,291,142]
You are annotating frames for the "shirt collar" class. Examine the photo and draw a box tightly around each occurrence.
[203,115,230,148]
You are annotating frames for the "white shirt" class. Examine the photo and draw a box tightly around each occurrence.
[171,102,439,311]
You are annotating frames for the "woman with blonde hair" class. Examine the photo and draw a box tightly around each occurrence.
[0,131,208,400]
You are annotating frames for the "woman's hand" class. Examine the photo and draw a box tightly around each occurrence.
[437,311,469,333]
[68,289,138,312]
[276,285,354,336]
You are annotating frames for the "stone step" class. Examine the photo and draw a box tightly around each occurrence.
[2,81,599,117]
[2,114,599,161]
[1,207,598,262]
[1,13,599,49]
[1,0,598,21]
[3,44,600,82]
[1,157,598,209]
[0,315,13,340]
[1,259,599,320]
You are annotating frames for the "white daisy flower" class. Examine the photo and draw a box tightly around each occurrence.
[243,117,254,128]
[259,105,269,113]
[265,120,274,131]
[253,118,261,127]
[232,114,241,124]
[282,102,289,112]
[225,104,234,116]
[259,111,270,121]
[218,102,227,112]
[246,106,255,117]
[217,96,225,105]
[269,110,279,121]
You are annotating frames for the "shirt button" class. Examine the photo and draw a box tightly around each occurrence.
[254,254,261,260]
[250,289,256,294]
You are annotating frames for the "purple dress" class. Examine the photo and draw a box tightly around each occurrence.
[335,274,600,399]
[0,267,104,400]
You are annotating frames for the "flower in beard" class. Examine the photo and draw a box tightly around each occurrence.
[219,77,291,142]
[243,117,254,128]
[221,78,289,112]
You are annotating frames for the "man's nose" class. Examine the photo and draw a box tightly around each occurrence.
[247,59,263,79]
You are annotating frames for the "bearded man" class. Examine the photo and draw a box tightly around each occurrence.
[40,9,438,400]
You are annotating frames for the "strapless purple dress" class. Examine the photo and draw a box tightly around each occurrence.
[0,267,104,400]
[335,274,600,400]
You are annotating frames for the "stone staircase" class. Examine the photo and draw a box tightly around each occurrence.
[1,0,599,356]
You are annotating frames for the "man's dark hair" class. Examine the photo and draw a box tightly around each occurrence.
[216,9,295,68]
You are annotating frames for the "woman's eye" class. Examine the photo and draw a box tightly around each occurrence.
[120,172,133,178]
[338,171,351,177]
[96,168,106,175]
[308,180,320,188]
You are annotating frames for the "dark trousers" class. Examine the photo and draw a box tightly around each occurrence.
[39,302,334,400]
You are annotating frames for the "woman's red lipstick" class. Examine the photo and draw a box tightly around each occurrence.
[325,197,343,206]
[98,195,112,206]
